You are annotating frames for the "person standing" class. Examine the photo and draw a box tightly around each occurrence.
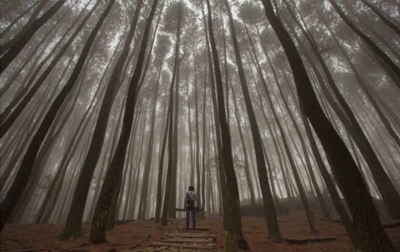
[185,185,197,230]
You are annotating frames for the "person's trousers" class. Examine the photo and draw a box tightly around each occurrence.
[186,207,196,229]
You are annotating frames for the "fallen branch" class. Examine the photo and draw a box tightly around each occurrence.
[284,236,337,244]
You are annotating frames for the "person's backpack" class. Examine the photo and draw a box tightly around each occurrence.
[186,192,195,207]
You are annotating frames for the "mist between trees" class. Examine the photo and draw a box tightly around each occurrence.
[0,0,399,251]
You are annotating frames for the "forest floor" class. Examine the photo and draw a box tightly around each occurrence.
[1,211,399,252]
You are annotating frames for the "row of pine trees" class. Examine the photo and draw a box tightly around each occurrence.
[0,0,399,251]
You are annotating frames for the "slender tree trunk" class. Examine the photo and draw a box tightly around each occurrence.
[285,3,400,220]
[205,1,250,250]
[230,82,256,208]
[223,0,283,243]
[59,0,143,240]
[35,96,98,223]
[0,0,113,232]
[188,84,195,187]
[160,75,177,225]
[254,46,318,233]
[261,47,330,219]
[306,12,400,219]
[167,5,185,220]
[138,77,161,221]
[136,11,163,220]
[202,0,233,243]
[260,1,397,251]
[12,53,94,223]
[161,3,183,225]
[168,57,181,220]
[89,0,158,243]
[299,102,362,249]
[201,62,208,217]
[194,64,201,211]
[155,98,170,223]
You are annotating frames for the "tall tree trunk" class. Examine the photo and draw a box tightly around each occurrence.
[223,0,282,243]
[136,10,163,221]
[161,2,183,225]
[260,1,397,251]
[250,56,293,202]
[252,43,318,233]
[0,51,76,195]
[202,61,211,221]
[138,75,161,221]
[89,0,158,243]
[0,0,114,232]
[34,93,99,224]
[230,82,256,209]
[12,52,94,223]
[305,10,400,219]
[0,68,62,198]
[59,0,143,240]
[205,1,249,250]
[194,63,201,210]
[160,69,178,225]
[188,85,195,187]
[260,43,330,219]
[299,101,362,249]
[167,4,185,220]
[168,55,181,220]
[155,97,170,223]
[284,3,400,220]
[202,3,227,221]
